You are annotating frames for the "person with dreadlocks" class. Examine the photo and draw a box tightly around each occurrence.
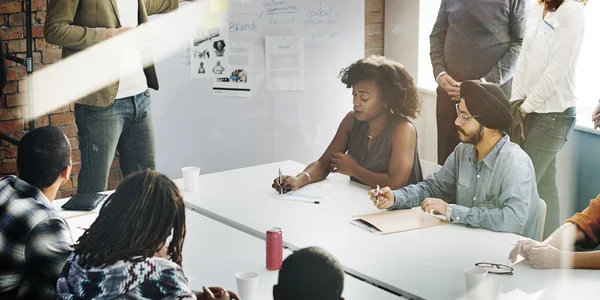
[56,169,238,300]
[272,55,423,193]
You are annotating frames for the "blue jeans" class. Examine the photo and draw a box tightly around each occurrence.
[522,107,576,239]
[74,90,155,193]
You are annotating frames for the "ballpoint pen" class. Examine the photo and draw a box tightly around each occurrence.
[278,168,283,194]
[375,185,380,205]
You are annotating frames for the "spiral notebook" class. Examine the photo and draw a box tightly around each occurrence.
[351,209,447,235]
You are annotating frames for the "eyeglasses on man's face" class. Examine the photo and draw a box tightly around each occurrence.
[455,103,479,123]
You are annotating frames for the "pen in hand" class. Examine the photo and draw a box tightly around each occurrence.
[278,168,283,194]
[375,185,380,206]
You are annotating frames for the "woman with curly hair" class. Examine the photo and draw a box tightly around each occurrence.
[272,55,423,192]
[213,40,226,57]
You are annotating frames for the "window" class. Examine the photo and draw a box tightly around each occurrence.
[573,0,599,129]
[417,0,441,92]
[417,0,600,130]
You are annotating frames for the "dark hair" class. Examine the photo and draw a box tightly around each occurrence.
[275,247,344,300]
[17,125,71,189]
[74,169,186,268]
[213,40,226,49]
[339,55,421,119]
[539,0,586,11]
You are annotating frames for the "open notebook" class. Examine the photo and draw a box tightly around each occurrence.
[351,209,447,235]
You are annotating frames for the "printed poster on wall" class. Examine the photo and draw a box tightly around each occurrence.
[265,35,305,91]
[212,41,253,98]
[190,12,230,79]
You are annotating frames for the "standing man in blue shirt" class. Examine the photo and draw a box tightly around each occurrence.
[370,81,540,240]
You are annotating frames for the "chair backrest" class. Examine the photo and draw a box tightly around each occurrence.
[420,159,443,178]
[538,198,547,241]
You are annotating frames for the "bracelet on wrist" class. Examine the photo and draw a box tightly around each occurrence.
[297,172,312,184]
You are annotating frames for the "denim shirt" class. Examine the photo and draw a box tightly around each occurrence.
[391,135,541,239]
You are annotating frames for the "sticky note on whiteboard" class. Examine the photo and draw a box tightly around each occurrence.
[210,0,227,13]
[200,12,219,28]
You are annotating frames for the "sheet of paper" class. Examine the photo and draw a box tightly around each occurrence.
[65,212,98,241]
[265,36,305,91]
[273,182,334,203]
[190,7,230,79]
[212,41,252,97]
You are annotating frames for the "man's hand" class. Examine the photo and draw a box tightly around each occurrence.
[420,198,448,215]
[437,74,460,99]
[368,186,394,209]
[105,27,133,39]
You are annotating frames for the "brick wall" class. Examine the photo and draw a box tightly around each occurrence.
[0,0,122,198]
[365,0,384,57]
[1,1,384,197]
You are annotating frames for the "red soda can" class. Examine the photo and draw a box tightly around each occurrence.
[266,227,283,270]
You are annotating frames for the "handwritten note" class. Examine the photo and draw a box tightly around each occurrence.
[303,0,343,41]
[229,13,264,39]
[263,0,298,15]
[273,182,335,204]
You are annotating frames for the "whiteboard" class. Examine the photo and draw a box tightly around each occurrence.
[149,0,365,178]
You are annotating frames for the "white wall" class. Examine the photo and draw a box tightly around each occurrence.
[150,0,365,179]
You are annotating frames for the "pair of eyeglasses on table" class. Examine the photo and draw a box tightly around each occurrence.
[475,262,514,275]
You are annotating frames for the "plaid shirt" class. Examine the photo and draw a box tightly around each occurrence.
[0,176,73,299]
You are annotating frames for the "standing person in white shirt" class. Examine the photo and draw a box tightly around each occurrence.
[511,0,586,238]
[45,0,193,193]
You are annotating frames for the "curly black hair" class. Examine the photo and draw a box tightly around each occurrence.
[213,40,226,50]
[339,55,421,119]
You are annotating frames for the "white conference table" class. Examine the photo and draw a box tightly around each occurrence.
[53,199,403,300]
[175,160,600,300]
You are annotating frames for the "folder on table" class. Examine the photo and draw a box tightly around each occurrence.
[351,209,447,235]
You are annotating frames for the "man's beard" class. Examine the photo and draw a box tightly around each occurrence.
[457,124,484,145]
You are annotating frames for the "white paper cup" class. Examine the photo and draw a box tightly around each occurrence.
[235,272,259,300]
[464,266,488,299]
[181,166,201,191]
